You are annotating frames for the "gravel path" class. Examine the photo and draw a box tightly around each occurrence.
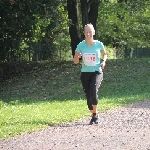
[1,100,150,150]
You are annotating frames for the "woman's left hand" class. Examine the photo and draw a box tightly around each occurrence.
[101,61,106,69]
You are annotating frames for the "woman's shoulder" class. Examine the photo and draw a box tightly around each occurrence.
[78,40,85,45]
[77,40,85,48]
[94,40,103,44]
[95,40,104,46]
[94,40,104,50]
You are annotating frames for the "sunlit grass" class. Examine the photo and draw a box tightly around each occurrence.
[0,58,150,139]
[0,100,89,139]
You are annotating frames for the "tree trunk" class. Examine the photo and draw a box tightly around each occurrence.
[67,0,81,57]
[67,0,99,56]
[81,0,99,36]
[80,0,89,27]
[88,0,99,34]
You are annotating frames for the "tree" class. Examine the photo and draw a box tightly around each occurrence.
[0,0,69,62]
[67,0,100,57]
[67,0,81,57]
[81,0,99,32]
[97,0,150,58]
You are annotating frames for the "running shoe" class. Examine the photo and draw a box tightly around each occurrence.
[89,114,100,125]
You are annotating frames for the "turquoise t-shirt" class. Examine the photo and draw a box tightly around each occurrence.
[75,40,104,72]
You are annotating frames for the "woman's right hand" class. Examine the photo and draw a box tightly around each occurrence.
[74,52,82,64]
[76,52,82,58]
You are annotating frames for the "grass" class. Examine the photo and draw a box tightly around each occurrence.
[0,58,150,139]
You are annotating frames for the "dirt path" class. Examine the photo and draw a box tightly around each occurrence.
[1,100,150,150]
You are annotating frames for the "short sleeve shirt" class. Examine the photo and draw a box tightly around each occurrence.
[75,40,104,72]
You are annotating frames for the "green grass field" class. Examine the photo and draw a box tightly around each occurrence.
[0,59,150,139]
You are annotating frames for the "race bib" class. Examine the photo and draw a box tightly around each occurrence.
[83,53,96,66]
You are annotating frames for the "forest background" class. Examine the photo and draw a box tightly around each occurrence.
[0,0,150,63]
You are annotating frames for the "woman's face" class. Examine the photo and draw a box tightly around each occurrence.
[84,26,95,39]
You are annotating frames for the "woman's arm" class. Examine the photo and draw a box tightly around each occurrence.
[101,50,107,69]
[74,51,82,64]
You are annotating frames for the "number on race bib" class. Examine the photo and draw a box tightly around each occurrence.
[83,53,96,66]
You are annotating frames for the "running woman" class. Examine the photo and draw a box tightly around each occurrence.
[74,24,107,124]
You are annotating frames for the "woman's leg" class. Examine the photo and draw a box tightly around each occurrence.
[90,71,103,124]
[80,72,93,111]
[90,71,103,109]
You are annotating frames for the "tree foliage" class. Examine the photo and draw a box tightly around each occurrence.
[0,0,70,62]
[97,0,150,58]
[0,0,150,62]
